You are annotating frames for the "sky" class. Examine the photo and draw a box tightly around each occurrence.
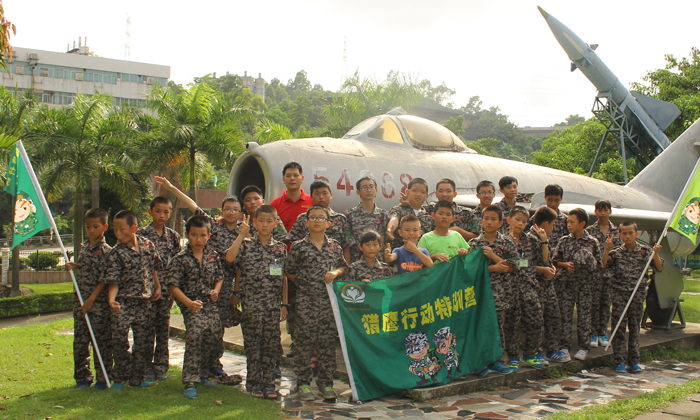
[5,0,699,127]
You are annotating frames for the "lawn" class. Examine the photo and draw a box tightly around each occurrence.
[24,282,74,295]
[680,293,700,324]
[0,319,283,420]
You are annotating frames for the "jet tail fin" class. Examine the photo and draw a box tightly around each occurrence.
[627,118,700,207]
[631,92,681,131]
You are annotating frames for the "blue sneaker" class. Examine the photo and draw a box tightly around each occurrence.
[536,353,549,366]
[209,367,225,377]
[522,355,545,370]
[112,383,125,391]
[600,336,610,348]
[200,378,217,387]
[545,350,568,363]
[629,363,642,373]
[616,363,627,373]
[75,380,91,389]
[488,362,514,374]
[93,381,108,390]
[475,366,492,377]
[184,383,197,399]
[507,357,520,372]
[590,336,599,348]
[131,381,157,388]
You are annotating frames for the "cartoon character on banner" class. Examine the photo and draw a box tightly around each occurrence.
[433,326,462,379]
[14,192,39,236]
[678,198,700,236]
[404,332,440,386]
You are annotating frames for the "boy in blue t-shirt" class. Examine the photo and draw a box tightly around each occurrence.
[385,214,433,274]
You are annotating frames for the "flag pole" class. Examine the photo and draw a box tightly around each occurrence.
[15,141,111,387]
[605,156,700,351]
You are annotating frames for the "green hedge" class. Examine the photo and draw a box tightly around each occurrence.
[0,292,73,318]
[25,251,61,270]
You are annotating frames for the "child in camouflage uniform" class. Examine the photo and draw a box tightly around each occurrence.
[425,179,478,241]
[527,185,569,251]
[496,176,518,233]
[105,210,163,390]
[166,215,223,399]
[67,208,112,390]
[552,208,602,362]
[345,176,389,263]
[468,205,519,376]
[286,205,348,401]
[288,180,354,263]
[386,178,435,250]
[585,199,621,349]
[603,220,663,373]
[345,230,392,283]
[405,332,440,386]
[226,205,288,399]
[137,196,181,381]
[238,184,288,242]
[506,206,549,371]
[469,181,496,235]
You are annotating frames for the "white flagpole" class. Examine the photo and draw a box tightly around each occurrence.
[16,141,111,387]
[605,156,700,351]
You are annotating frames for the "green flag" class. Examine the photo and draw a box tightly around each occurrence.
[4,142,51,249]
[669,162,700,245]
[328,251,502,402]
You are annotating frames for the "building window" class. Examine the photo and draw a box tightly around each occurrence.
[39,68,48,77]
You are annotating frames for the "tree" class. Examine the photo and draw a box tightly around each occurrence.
[25,93,142,256]
[144,79,252,202]
[631,47,700,140]
[554,114,585,127]
[0,0,15,74]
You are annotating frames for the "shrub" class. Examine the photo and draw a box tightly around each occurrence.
[0,291,73,317]
[25,251,60,271]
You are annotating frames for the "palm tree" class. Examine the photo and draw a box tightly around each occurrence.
[24,92,141,256]
[142,78,252,202]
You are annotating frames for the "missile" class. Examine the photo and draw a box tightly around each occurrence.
[538,6,679,157]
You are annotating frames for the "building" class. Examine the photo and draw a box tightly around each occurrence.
[239,71,265,100]
[0,43,170,107]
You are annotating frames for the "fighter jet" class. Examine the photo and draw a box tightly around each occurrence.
[228,111,700,318]
[538,6,681,170]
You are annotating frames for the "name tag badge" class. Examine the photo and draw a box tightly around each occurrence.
[270,264,283,276]
[519,259,529,268]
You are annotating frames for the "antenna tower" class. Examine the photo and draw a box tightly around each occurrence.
[124,14,131,60]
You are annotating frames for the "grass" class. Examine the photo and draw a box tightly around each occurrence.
[23,282,74,295]
[548,378,700,420]
[680,293,700,324]
[683,277,700,293]
[0,319,283,420]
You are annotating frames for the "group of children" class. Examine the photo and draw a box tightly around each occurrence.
[71,167,664,402]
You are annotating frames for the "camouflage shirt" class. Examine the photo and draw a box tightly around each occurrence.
[286,235,348,297]
[586,220,621,254]
[287,207,354,250]
[388,204,435,249]
[510,230,539,280]
[103,235,163,299]
[423,202,474,233]
[345,258,392,283]
[552,231,602,282]
[468,206,488,234]
[345,204,389,261]
[607,243,663,293]
[235,233,287,308]
[237,212,288,243]
[194,208,238,275]
[164,245,223,305]
[136,223,181,296]
[529,209,568,251]
[74,238,112,304]
[495,199,514,233]
[467,232,519,285]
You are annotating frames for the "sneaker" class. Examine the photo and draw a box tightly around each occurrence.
[112,383,125,391]
[616,363,627,373]
[629,363,642,373]
[574,349,588,361]
[320,386,338,400]
[507,357,520,372]
[209,367,226,377]
[275,365,282,378]
[75,380,91,389]
[200,378,217,387]
[93,381,108,390]
[488,362,514,374]
[600,336,610,347]
[475,366,492,377]
[184,383,197,399]
[522,355,545,370]
[590,336,598,348]
[536,353,549,366]
[560,349,572,362]
[298,384,315,401]
[131,381,157,388]
[545,350,570,363]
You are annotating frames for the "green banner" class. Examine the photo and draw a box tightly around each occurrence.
[328,251,502,402]
[4,143,50,249]
[670,165,700,245]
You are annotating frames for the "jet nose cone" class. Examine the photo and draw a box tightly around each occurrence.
[537,6,549,19]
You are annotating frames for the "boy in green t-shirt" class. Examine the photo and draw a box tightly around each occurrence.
[417,201,469,263]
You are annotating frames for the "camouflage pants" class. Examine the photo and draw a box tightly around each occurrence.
[555,279,592,351]
[148,297,171,377]
[590,271,612,337]
[111,298,153,386]
[491,277,512,363]
[210,274,233,371]
[537,278,562,354]
[286,280,297,344]
[295,293,337,389]
[611,287,646,365]
[508,273,543,357]
[73,300,112,383]
[241,303,282,391]
[182,304,222,384]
